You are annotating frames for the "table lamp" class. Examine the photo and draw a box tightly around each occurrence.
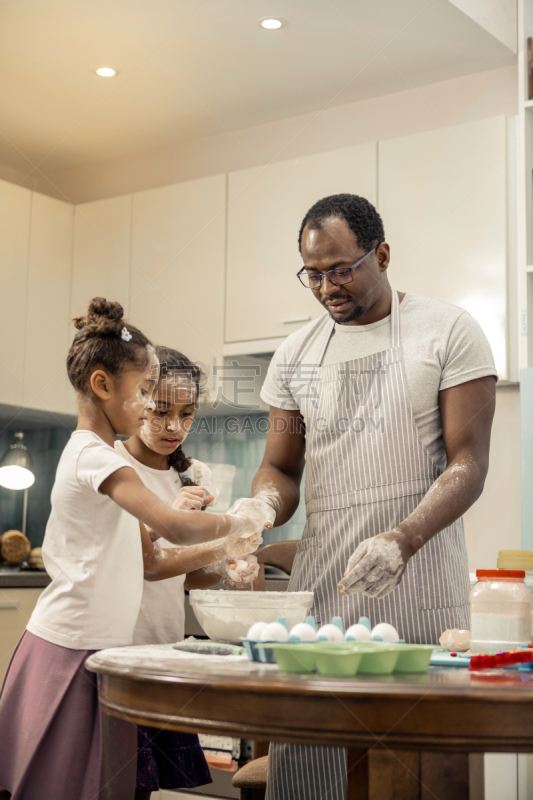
[0,432,35,536]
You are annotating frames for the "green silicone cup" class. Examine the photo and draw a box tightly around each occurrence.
[393,645,436,673]
[314,648,364,677]
[358,646,400,674]
[258,644,317,674]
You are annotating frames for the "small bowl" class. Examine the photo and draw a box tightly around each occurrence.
[314,647,364,677]
[256,643,318,673]
[393,644,438,673]
[357,645,400,675]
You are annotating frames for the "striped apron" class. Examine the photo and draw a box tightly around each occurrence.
[266,289,470,800]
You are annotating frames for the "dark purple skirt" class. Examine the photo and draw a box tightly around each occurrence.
[0,630,100,800]
[136,724,212,791]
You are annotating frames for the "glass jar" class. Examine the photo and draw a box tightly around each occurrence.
[470,569,531,653]
[497,550,533,637]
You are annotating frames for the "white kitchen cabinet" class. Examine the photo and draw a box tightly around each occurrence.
[0,180,32,407]
[70,195,133,413]
[71,195,133,318]
[130,174,226,372]
[24,193,73,414]
[378,115,508,378]
[225,143,377,344]
[0,587,43,683]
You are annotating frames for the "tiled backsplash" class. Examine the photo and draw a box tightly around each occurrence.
[0,414,306,548]
[0,427,73,548]
[183,413,306,545]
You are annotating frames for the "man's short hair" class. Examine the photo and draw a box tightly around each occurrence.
[298,193,385,253]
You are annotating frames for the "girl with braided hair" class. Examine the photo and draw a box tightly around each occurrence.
[115,344,259,799]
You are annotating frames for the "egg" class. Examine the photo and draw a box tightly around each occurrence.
[227,559,249,581]
[345,624,372,642]
[289,623,318,642]
[259,622,289,642]
[317,623,345,642]
[247,621,269,640]
[371,623,399,642]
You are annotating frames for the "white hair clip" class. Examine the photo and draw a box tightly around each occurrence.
[121,327,132,342]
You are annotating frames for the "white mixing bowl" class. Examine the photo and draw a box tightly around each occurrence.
[189,589,314,643]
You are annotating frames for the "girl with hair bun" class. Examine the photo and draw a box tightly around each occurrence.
[116,344,259,799]
[0,298,270,800]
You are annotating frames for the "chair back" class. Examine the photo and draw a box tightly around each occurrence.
[252,540,299,591]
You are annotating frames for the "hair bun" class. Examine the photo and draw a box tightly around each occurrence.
[73,297,124,335]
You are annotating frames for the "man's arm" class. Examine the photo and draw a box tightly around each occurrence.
[251,407,306,526]
[339,376,496,597]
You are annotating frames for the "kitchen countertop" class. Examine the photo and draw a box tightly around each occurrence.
[0,569,50,588]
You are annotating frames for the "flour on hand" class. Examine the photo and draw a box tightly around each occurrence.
[226,495,276,537]
[226,554,259,586]
[338,530,407,599]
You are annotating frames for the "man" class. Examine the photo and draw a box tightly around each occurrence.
[242,194,496,799]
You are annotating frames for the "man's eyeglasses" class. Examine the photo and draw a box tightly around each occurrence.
[297,247,377,289]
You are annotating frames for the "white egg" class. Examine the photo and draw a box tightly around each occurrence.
[289,623,317,642]
[317,624,345,642]
[371,623,399,642]
[345,624,372,642]
[247,621,268,640]
[259,622,290,642]
[227,559,249,581]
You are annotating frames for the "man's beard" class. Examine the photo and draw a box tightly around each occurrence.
[321,296,366,324]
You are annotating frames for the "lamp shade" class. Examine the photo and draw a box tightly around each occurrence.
[0,433,35,490]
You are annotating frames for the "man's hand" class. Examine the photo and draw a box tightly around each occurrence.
[338,530,415,599]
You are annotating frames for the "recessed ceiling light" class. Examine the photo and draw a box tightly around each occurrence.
[95,67,116,77]
[259,18,285,30]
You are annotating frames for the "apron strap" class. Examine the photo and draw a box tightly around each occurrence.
[391,288,400,349]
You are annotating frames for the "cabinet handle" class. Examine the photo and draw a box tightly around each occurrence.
[280,316,311,324]
[0,602,20,610]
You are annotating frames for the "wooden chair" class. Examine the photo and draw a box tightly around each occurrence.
[233,540,299,799]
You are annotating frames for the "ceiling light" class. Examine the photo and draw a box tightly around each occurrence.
[259,18,285,30]
[95,67,116,77]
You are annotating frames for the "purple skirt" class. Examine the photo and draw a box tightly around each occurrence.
[136,725,212,791]
[0,630,100,800]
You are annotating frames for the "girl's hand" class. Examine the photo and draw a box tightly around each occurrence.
[219,530,263,559]
[226,554,260,587]
[172,486,215,511]
[226,498,274,538]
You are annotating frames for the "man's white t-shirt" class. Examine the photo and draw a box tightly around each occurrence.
[28,431,143,650]
[261,293,498,471]
[114,440,218,645]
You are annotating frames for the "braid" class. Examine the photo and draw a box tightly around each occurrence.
[168,445,196,486]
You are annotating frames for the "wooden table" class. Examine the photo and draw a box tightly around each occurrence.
[86,645,533,800]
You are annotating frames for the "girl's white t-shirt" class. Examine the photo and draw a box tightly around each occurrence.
[114,440,218,645]
[27,430,144,650]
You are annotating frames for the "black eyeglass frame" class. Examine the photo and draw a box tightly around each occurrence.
[296,246,377,289]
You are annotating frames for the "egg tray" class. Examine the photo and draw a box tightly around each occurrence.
[242,638,278,664]
[247,641,439,675]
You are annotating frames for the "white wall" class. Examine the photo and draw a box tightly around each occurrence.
[12,65,517,205]
[463,385,521,570]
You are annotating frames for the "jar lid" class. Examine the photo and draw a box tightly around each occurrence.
[476,569,526,579]
[497,550,533,570]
